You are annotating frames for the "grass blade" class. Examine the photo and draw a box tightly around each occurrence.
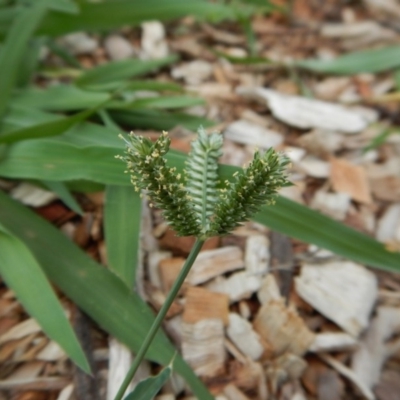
[124,363,173,400]
[42,180,83,215]
[110,109,213,131]
[76,56,178,88]
[297,45,400,75]
[34,0,234,36]
[0,191,213,400]
[0,0,49,117]
[0,222,90,373]
[2,140,400,273]
[104,185,141,287]
[253,195,400,272]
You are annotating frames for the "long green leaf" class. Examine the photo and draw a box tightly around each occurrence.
[112,95,204,110]
[76,56,178,88]
[124,364,173,400]
[110,109,213,131]
[1,141,400,273]
[0,191,213,400]
[0,0,49,117]
[0,223,90,373]
[297,45,400,75]
[104,185,141,287]
[12,85,110,111]
[42,180,83,215]
[35,0,234,36]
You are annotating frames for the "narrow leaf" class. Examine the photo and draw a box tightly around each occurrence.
[34,0,235,36]
[0,223,90,373]
[297,45,400,75]
[0,191,213,400]
[0,0,49,116]
[42,180,83,215]
[76,56,178,88]
[104,185,141,287]
[124,364,172,400]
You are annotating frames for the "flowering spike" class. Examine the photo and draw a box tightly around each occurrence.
[118,128,289,239]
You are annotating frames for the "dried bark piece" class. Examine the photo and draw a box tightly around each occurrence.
[226,313,265,361]
[223,383,251,400]
[295,261,377,337]
[146,284,183,318]
[159,257,184,293]
[189,246,244,285]
[253,299,315,357]
[310,190,351,220]
[237,87,377,133]
[257,274,281,305]
[206,271,262,303]
[309,332,358,352]
[330,158,372,204]
[107,338,150,400]
[244,235,270,276]
[370,176,400,202]
[319,354,374,400]
[181,319,226,377]
[351,306,400,391]
[36,341,65,361]
[0,319,41,345]
[183,287,229,325]
[224,120,283,149]
[296,156,331,178]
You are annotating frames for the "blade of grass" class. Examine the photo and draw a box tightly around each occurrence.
[297,45,400,75]
[76,56,178,88]
[124,363,173,400]
[0,222,90,373]
[0,190,213,400]
[41,180,83,215]
[104,185,141,287]
[110,109,214,131]
[253,195,400,272]
[0,94,114,143]
[2,142,400,273]
[11,85,109,111]
[34,0,235,36]
[0,0,50,117]
[110,95,204,110]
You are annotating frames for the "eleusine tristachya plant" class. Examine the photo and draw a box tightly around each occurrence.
[114,127,289,400]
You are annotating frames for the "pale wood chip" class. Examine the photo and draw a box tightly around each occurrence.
[11,183,57,207]
[224,120,283,149]
[310,190,351,220]
[351,306,400,390]
[56,383,74,400]
[253,299,315,357]
[0,319,41,345]
[319,353,375,400]
[183,286,229,325]
[296,156,331,178]
[181,319,226,377]
[330,158,372,204]
[309,332,358,352]
[295,261,377,336]
[244,235,270,276]
[206,271,262,303]
[223,383,251,400]
[257,274,282,305]
[237,87,377,133]
[370,176,400,202]
[226,313,265,361]
[5,360,45,380]
[189,246,244,285]
[107,338,150,400]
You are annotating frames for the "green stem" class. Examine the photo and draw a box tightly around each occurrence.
[114,238,205,400]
